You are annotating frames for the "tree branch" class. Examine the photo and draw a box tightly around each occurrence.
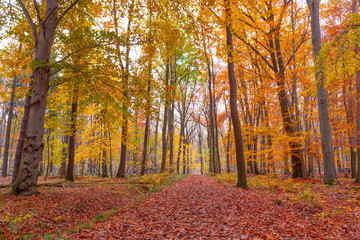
[17,0,38,41]
[56,0,80,24]
[32,0,42,25]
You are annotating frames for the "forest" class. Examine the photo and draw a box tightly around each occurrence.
[1,0,360,239]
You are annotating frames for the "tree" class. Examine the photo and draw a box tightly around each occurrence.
[224,0,247,188]
[11,0,80,196]
[307,0,338,183]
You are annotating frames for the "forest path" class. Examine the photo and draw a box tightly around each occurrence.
[74,175,355,239]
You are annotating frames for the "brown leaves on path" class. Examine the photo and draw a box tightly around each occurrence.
[74,175,360,240]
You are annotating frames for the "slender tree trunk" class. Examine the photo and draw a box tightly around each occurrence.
[140,77,151,176]
[66,93,78,182]
[2,74,19,177]
[176,114,185,174]
[351,0,359,179]
[101,126,108,178]
[198,125,203,175]
[355,20,360,183]
[307,0,338,183]
[132,111,138,165]
[226,117,231,173]
[225,0,247,188]
[0,78,7,160]
[207,58,216,174]
[160,62,170,173]
[58,135,68,177]
[115,6,133,178]
[182,139,187,174]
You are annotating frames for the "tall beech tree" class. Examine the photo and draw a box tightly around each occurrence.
[11,0,80,196]
[307,0,338,183]
[224,0,247,188]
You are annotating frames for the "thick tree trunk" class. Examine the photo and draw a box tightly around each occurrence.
[2,74,18,177]
[66,94,78,182]
[12,1,59,195]
[12,86,31,183]
[116,118,128,178]
[225,0,247,188]
[307,0,338,183]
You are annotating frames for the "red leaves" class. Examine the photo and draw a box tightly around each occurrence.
[71,175,360,239]
[2,175,360,239]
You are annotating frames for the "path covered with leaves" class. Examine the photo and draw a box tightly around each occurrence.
[74,175,360,239]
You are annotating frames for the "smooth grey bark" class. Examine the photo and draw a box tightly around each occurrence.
[2,74,18,177]
[168,96,175,171]
[153,105,160,168]
[307,0,338,183]
[160,62,170,173]
[197,124,203,175]
[12,0,79,195]
[207,58,216,174]
[176,106,185,174]
[225,0,247,188]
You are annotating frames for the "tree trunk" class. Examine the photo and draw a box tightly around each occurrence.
[2,74,18,177]
[182,139,187,174]
[307,0,338,183]
[58,135,68,177]
[12,1,60,195]
[160,62,170,173]
[115,7,132,178]
[66,93,78,182]
[207,58,216,174]
[226,117,231,174]
[12,85,32,184]
[225,0,247,188]
[198,124,203,175]
[140,76,151,176]
[101,126,108,178]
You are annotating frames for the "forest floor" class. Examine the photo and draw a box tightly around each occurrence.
[0,173,185,239]
[1,174,360,239]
